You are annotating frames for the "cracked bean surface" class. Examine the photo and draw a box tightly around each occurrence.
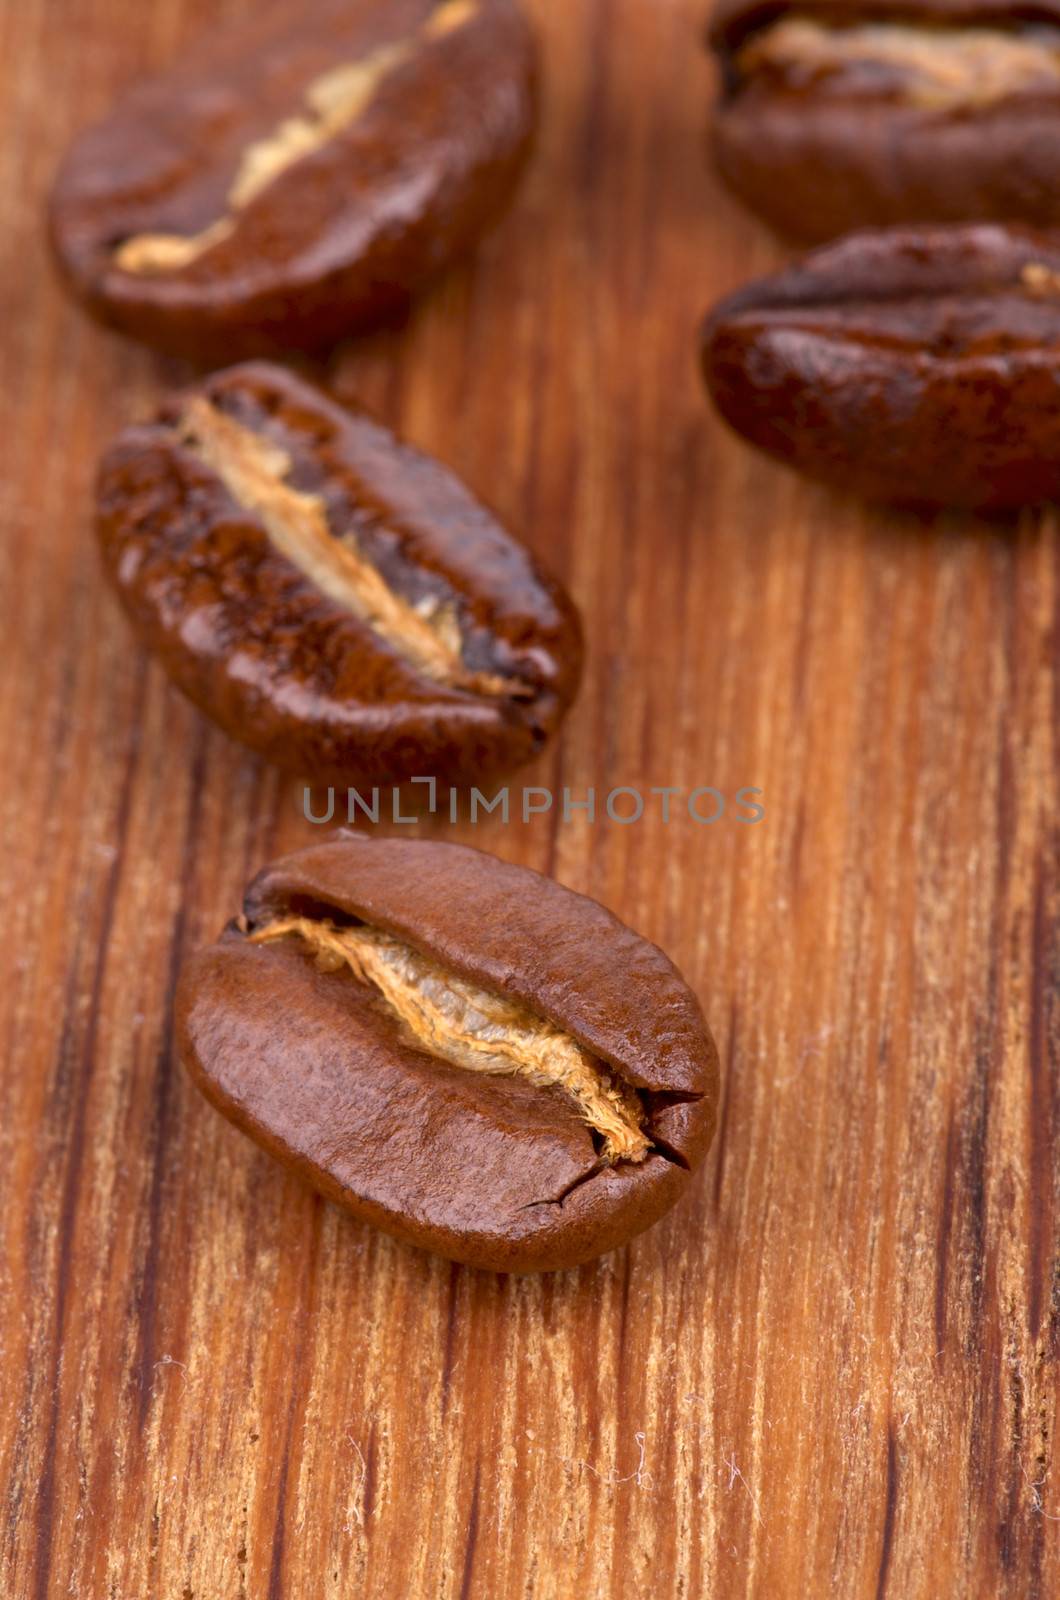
[95,363,582,787]
[177,837,720,1271]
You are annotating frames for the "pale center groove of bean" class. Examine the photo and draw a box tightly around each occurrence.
[114,0,480,274]
[740,20,1060,110]
[250,916,652,1164]
[1021,262,1060,296]
[176,395,514,696]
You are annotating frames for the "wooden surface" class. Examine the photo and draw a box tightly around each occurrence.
[2,1,1059,1595]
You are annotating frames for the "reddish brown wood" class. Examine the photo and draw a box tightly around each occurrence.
[1,1,1058,1595]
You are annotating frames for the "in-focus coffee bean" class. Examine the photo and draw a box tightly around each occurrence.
[709,0,1060,241]
[96,363,582,782]
[701,223,1060,510]
[50,0,536,358]
[177,837,719,1272]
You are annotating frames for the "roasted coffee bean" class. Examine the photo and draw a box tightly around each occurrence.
[709,0,1060,242]
[96,363,581,782]
[176,837,719,1272]
[701,223,1060,510]
[50,0,536,359]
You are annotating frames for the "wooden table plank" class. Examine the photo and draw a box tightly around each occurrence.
[1,1,1058,1595]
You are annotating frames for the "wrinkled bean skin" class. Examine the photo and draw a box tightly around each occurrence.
[709,0,1060,242]
[96,363,582,783]
[176,837,720,1273]
[49,0,537,359]
[701,223,1060,510]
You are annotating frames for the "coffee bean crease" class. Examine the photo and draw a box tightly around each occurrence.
[249,915,652,1164]
[113,0,480,276]
[174,394,518,698]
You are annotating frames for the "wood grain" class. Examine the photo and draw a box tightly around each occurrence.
[2,0,1058,1595]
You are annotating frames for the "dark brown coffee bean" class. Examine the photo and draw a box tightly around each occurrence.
[49,0,536,359]
[177,836,719,1272]
[701,223,1060,510]
[709,0,1060,241]
[96,363,581,781]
